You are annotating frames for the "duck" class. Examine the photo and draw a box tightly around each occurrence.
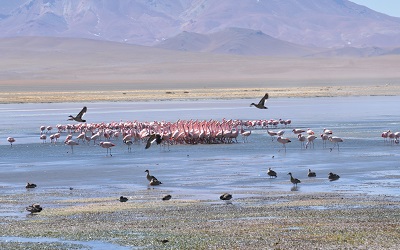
[220,193,232,200]
[287,172,301,186]
[267,168,277,178]
[26,182,37,188]
[328,172,340,181]
[145,169,159,182]
[308,169,316,177]
[68,106,87,122]
[119,196,128,202]
[162,195,172,201]
[26,204,42,214]
[149,178,162,186]
[250,93,269,109]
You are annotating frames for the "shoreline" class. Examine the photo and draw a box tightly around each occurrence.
[0,84,399,104]
[1,190,399,249]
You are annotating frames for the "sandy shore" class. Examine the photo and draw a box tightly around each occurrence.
[1,189,399,249]
[1,84,400,104]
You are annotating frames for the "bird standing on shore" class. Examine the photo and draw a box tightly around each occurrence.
[250,93,269,109]
[162,195,172,201]
[328,172,340,181]
[68,106,87,122]
[287,172,301,186]
[308,169,316,177]
[220,193,232,200]
[119,196,128,202]
[26,182,37,188]
[267,168,277,178]
[145,169,162,185]
[26,204,42,214]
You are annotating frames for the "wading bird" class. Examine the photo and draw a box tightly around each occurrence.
[99,141,115,156]
[68,106,87,122]
[287,172,301,186]
[250,93,269,109]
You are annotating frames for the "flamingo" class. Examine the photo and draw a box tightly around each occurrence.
[99,141,115,156]
[306,135,317,149]
[321,133,329,148]
[323,128,333,135]
[267,130,278,141]
[298,134,306,148]
[7,137,15,147]
[40,134,47,143]
[240,128,251,143]
[277,136,291,152]
[292,128,305,134]
[123,139,133,152]
[250,93,269,109]
[68,106,87,122]
[65,139,79,153]
[329,136,343,151]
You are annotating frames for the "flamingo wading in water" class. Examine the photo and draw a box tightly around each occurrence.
[99,141,115,156]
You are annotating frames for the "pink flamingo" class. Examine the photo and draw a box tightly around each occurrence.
[99,141,115,156]
[321,133,329,148]
[306,135,317,149]
[297,134,306,149]
[267,130,278,141]
[7,137,15,147]
[292,128,305,134]
[40,134,47,143]
[277,136,291,152]
[240,128,251,143]
[329,136,343,151]
[65,139,79,153]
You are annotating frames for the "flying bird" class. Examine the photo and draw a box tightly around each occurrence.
[145,134,163,149]
[250,93,269,109]
[68,106,87,122]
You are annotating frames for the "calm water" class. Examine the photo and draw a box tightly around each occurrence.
[0,96,399,202]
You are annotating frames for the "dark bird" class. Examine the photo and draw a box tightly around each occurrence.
[26,182,37,188]
[250,93,269,109]
[328,172,340,181]
[220,193,232,201]
[26,204,42,214]
[68,106,87,122]
[145,134,163,149]
[308,169,317,177]
[145,169,162,185]
[287,172,301,186]
[162,195,172,201]
[267,168,277,178]
[119,196,128,202]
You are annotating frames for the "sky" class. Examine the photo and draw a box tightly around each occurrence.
[350,0,400,17]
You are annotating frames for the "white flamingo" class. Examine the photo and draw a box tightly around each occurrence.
[277,136,291,152]
[329,136,343,151]
[306,135,317,149]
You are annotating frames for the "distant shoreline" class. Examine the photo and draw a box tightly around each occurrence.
[0,85,399,104]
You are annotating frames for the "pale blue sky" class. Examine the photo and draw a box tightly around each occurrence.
[350,0,400,17]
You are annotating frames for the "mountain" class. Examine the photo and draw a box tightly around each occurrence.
[1,0,400,57]
[156,28,323,56]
